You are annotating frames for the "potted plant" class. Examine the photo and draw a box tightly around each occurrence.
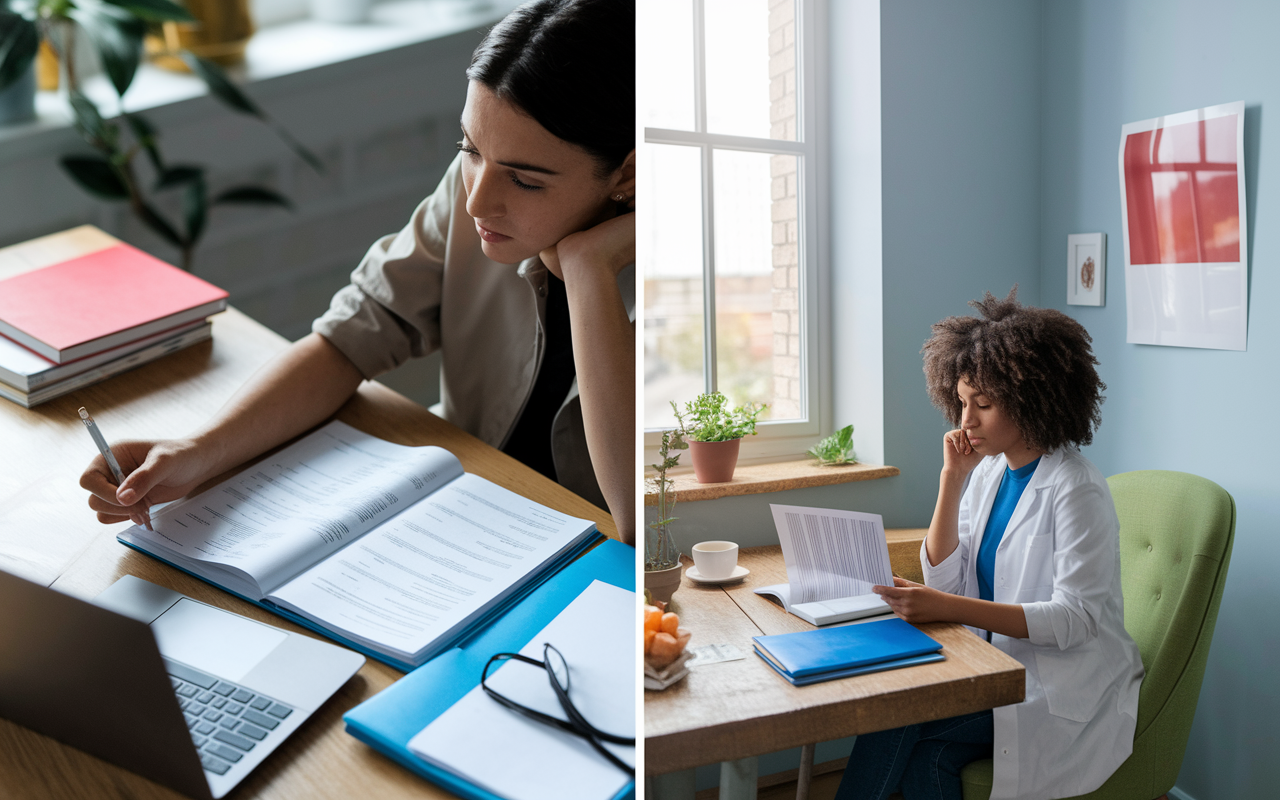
[672,393,765,483]
[0,0,321,269]
[644,426,686,604]
[808,424,857,465]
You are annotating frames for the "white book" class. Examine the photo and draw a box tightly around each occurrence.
[119,421,598,669]
[0,322,212,408]
[753,504,895,626]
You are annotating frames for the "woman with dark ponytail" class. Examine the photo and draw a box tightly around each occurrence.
[80,0,638,544]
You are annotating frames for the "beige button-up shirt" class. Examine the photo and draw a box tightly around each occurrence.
[313,155,634,510]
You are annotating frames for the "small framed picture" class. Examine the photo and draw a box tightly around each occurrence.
[1067,233,1106,306]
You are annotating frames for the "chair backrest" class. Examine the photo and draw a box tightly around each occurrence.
[1108,470,1235,735]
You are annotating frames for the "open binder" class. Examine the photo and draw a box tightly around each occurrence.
[343,538,636,800]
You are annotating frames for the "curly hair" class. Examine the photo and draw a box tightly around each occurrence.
[921,287,1105,452]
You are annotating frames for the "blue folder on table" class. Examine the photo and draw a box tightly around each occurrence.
[753,616,944,686]
[343,537,635,800]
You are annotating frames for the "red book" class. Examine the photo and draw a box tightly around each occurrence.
[0,243,228,363]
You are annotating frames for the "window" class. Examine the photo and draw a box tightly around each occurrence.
[640,0,822,457]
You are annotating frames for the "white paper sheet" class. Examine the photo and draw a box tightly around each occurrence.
[407,580,635,800]
[769,504,894,605]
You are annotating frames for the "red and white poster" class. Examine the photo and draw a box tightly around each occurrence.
[1119,101,1248,350]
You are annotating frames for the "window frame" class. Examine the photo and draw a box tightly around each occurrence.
[642,0,827,462]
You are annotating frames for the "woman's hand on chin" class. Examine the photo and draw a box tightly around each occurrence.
[539,211,634,282]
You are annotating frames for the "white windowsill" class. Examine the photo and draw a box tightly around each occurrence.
[0,0,517,154]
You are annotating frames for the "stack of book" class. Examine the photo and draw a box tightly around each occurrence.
[0,241,228,408]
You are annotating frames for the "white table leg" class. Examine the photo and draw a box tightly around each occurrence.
[648,768,696,800]
[719,756,758,800]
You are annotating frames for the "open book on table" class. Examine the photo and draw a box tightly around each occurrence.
[119,421,599,671]
[753,504,896,626]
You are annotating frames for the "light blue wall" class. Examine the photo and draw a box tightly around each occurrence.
[1040,2,1278,796]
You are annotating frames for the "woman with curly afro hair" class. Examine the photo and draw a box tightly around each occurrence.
[836,288,1144,800]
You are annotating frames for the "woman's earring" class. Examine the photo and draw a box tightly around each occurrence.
[613,193,627,202]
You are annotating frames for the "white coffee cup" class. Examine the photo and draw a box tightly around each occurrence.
[691,540,739,580]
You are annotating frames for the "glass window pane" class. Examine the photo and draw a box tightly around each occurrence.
[639,0,695,131]
[705,0,797,141]
[643,143,705,429]
[712,149,802,421]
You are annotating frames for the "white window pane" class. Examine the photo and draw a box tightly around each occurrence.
[712,149,802,421]
[639,0,695,131]
[705,0,796,141]
[643,143,705,429]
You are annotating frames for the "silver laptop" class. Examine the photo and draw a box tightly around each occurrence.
[0,571,365,799]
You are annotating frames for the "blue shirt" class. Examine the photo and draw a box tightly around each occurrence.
[976,457,1041,602]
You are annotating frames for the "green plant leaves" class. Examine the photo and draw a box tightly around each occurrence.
[807,424,857,465]
[68,90,117,150]
[124,112,164,173]
[672,393,766,442]
[60,155,128,198]
[69,2,146,96]
[212,185,293,210]
[97,0,194,22]
[137,201,184,249]
[0,11,38,93]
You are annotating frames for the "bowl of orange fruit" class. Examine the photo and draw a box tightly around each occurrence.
[643,592,693,690]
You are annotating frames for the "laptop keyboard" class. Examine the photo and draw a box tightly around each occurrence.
[164,659,294,776]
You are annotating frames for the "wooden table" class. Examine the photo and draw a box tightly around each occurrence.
[0,227,622,800]
[644,547,1025,798]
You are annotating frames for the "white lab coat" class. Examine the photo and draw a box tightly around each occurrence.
[921,447,1144,800]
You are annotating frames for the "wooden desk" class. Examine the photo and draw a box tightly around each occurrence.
[644,547,1024,795]
[0,227,622,800]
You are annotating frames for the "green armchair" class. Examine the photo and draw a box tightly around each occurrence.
[960,470,1236,800]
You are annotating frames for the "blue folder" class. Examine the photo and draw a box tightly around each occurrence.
[343,537,636,800]
[753,616,944,683]
[119,531,602,673]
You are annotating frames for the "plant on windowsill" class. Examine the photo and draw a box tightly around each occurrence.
[644,426,686,605]
[808,423,857,466]
[0,0,322,270]
[672,393,765,484]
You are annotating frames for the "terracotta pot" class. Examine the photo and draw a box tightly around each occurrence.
[688,438,742,483]
[644,562,683,605]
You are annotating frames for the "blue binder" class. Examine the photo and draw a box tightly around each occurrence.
[753,616,943,684]
[343,537,636,800]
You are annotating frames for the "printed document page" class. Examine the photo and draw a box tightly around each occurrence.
[124,421,463,596]
[770,504,894,605]
[267,473,595,657]
[408,580,635,800]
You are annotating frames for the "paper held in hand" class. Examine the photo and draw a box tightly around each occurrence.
[753,504,895,626]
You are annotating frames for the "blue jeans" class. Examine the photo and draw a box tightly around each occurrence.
[834,710,994,800]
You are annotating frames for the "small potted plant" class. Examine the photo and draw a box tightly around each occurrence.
[672,393,765,483]
[808,424,857,465]
[644,426,686,604]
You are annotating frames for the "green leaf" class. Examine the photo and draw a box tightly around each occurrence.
[181,52,262,117]
[68,90,115,150]
[212,185,293,210]
[154,164,203,190]
[123,111,164,173]
[98,0,195,22]
[183,176,206,247]
[69,3,145,96]
[807,424,857,465]
[60,155,129,199]
[0,11,38,93]
[137,201,185,249]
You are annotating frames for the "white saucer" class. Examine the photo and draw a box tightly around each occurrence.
[686,565,750,585]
